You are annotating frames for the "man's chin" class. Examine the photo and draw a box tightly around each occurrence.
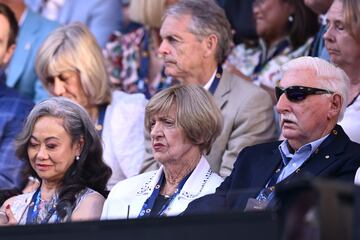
[281,129,298,140]
[164,67,176,77]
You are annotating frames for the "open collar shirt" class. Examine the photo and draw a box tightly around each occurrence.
[277,134,329,183]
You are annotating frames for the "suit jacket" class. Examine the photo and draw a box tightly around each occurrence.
[141,69,277,177]
[25,0,122,47]
[101,156,223,219]
[6,9,60,102]
[0,78,33,190]
[185,125,360,214]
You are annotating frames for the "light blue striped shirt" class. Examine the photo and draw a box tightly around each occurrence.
[277,135,329,183]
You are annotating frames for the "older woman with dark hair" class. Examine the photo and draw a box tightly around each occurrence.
[0,97,111,224]
[224,0,319,102]
[101,85,224,219]
[35,23,147,189]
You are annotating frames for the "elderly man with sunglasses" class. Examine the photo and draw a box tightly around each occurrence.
[184,56,360,214]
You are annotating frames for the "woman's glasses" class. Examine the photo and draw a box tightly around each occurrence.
[275,86,334,102]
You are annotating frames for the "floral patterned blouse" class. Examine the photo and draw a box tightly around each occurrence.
[224,37,314,89]
[103,26,177,99]
[10,188,98,224]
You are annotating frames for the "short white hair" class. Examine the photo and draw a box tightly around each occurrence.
[281,56,350,121]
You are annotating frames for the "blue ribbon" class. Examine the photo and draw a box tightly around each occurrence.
[26,188,59,224]
[138,171,192,218]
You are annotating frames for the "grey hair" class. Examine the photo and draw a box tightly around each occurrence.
[16,97,100,162]
[15,97,111,219]
[281,56,350,121]
[163,0,232,64]
[145,84,223,154]
[35,22,111,105]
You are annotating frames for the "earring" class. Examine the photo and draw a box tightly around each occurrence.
[75,155,80,161]
[288,15,294,23]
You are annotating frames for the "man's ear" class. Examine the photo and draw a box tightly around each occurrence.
[328,93,342,119]
[203,34,218,59]
[2,44,15,66]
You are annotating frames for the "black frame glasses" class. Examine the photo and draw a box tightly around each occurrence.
[275,85,334,102]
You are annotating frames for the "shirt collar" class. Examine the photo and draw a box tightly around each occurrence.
[319,14,327,25]
[278,134,329,165]
[19,9,28,26]
[203,68,217,91]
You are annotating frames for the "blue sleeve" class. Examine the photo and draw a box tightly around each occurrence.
[0,99,33,190]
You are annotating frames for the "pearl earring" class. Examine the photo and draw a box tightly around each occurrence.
[75,155,80,161]
[288,15,294,23]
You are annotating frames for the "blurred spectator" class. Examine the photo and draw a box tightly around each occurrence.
[103,0,178,99]
[141,0,277,177]
[25,0,123,48]
[0,0,59,103]
[305,0,333,59]
[36,23,147,189]
[217,0,257,44]
[324,0,360,143]
[224,0,319,103]
[0,3,33,193]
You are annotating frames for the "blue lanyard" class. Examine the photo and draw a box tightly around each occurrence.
[256,162,284,202]
[95,104,107,137]
[26,188,59,224]
[138,172,192,218]
[208,65,223,95]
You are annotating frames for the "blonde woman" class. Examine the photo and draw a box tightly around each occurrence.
[36,23,147,189]
[102,85,223,219]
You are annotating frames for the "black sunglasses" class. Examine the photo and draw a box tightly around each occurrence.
[275,86,334,102]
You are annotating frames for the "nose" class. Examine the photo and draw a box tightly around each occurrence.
[323,24,334,44]
[158,39,170,57]
[253,3,260,14]
[36,145,49,161]
[150,121,163,140]
[252,0,262,14]
[275,93,291,114]
[53,77,66,96]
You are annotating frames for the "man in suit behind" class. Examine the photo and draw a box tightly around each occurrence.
[24,0,123,48]
[0,3,33,193]
[140,0,277,178]
[0,0,60,103]
[185,56,360,214]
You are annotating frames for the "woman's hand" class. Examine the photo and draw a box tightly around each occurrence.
[0,205,17,225]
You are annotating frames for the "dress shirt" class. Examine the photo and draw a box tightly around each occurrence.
[40,0,65,21]
[203,68,217,91]
[277,134,329,183]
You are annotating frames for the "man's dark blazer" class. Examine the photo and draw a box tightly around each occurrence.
[185,125,360,214]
